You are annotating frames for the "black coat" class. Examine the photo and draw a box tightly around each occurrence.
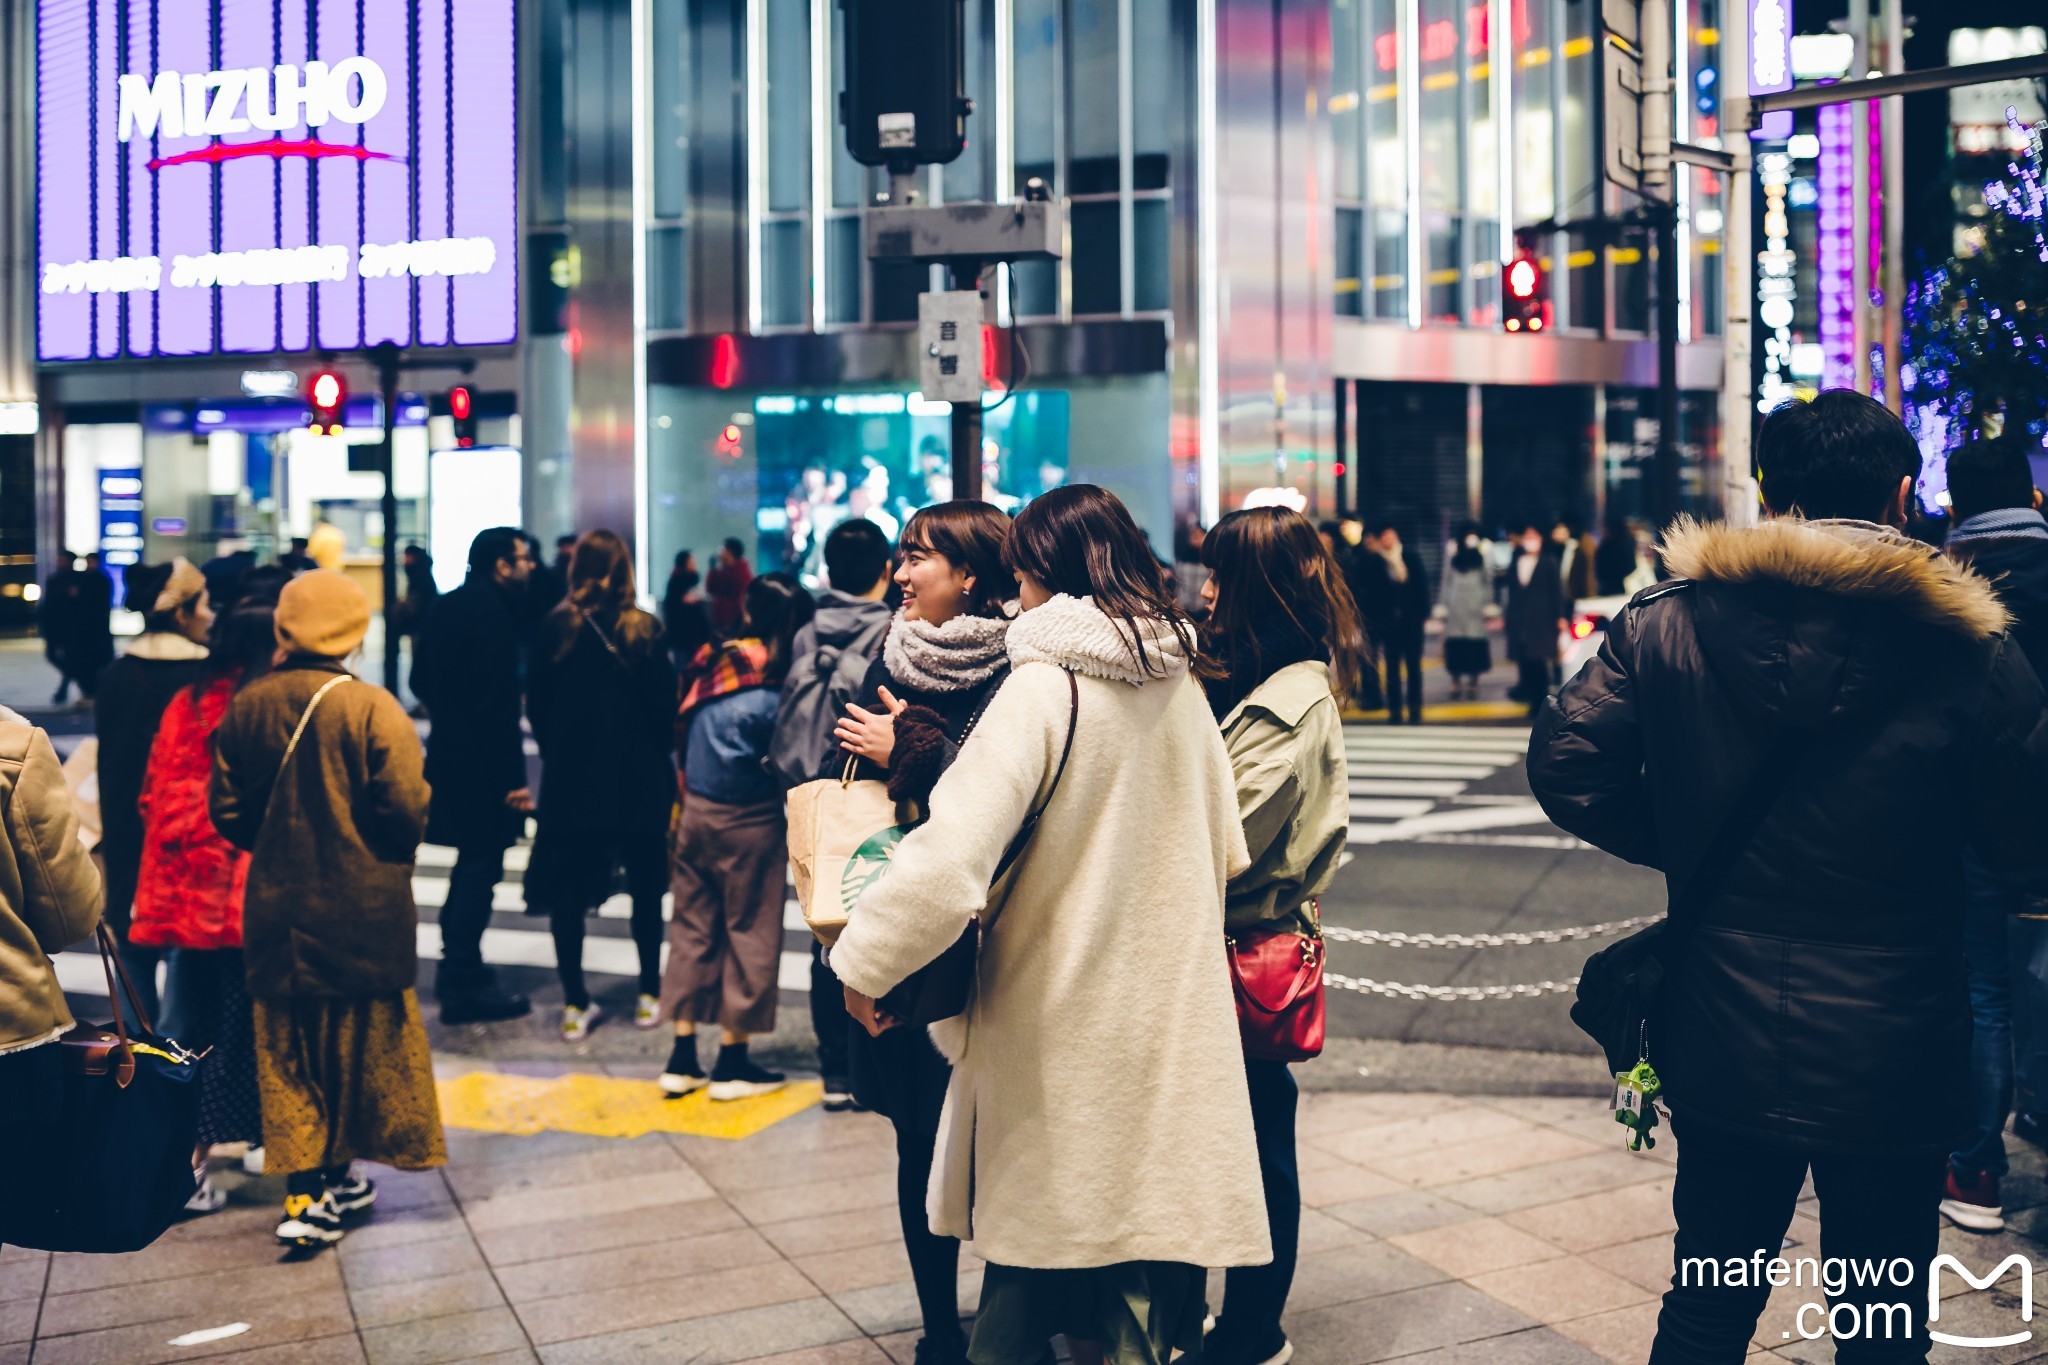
[1950,530,2048,680]
[526,604,678,832]
[1349,547,1431,645]
[413,577,528,849]
[1504,551,1567,661]
[94,643,211,934]
[1529,518,2048,1153]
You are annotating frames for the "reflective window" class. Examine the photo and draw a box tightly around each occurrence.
[1559,0,1599,328]
[1418,0,1464,323]
[1367,0,1408,320]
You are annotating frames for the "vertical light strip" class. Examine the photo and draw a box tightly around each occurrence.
[1117,0,1134,316]
[1489,0,1511,285]
[1672,0,1690,341]
[809,0,829,330]
[995,0,1015,325]
[744,0,766,334]
[1401,0,1422,329]
[1196,0,1220,524]
[629,0,650,592]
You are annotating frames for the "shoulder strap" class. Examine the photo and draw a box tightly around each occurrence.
[984,667,1078,927]
[268,675,351,813]
[1664,726,1821,941]
[573,604,631,670]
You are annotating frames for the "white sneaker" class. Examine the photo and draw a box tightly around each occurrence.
[635,994,662,1029]
[561,1002,604,1042]
[242,1146,266,1175]
[183,1171,227,1215]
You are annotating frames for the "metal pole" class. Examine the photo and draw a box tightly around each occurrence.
[950,261,984,503]
[1880,0,1905,414]
[1334,378,1350,519]
[1655,197,1682,524]
[1849,0,1872,396]
[372,343,402,693]
[1721,9,1758,527]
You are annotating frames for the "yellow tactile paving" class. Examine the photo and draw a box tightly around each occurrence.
[437,1070,822,1140]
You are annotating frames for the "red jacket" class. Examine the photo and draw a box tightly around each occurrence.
[130,675,249,950]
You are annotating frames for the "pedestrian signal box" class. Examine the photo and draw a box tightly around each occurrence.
[1504,255,1550,333]
[839,0,969,169]
[308,369,347,433]
[449,386,477,447]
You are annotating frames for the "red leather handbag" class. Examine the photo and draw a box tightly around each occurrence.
[1227,901,1326,1063]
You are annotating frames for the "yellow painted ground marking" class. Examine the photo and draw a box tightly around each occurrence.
[437,1070,822,1140]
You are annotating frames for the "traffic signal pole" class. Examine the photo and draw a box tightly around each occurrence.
[1719,10,1757,527]
[368,342,402,694]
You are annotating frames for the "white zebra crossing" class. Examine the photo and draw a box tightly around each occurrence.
[1342,723,1549,845]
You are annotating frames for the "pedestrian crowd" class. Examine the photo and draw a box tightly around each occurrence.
[3,389,2047,1365]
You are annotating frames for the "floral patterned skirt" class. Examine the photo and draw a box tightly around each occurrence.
[251,990,446,1177]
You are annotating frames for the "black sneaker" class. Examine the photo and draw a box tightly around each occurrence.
[708,1050,786,1102]
[439,987,532,1025]
[822,1076,856,1112]
[276,1191,346,1249]
[912,1335,969,1365]
[324,1167,378,1216]
[659,1038,708,1097]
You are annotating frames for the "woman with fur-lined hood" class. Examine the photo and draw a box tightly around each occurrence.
[832,486,1268,1365]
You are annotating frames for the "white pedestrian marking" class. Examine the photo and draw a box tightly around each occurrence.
[1348,779,1469,798]
[1349,762,1502,780]
[1348,798,1438,820]
[1348,801,1551,845]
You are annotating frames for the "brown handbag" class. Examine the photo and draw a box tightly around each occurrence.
[58,923,158,1085]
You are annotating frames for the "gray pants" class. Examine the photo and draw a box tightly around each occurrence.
[660,795,788,1034]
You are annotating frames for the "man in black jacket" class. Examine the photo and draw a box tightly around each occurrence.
[413,527,536,1024]
[1353,521,1431,723]
[1938,434,2048,1232]
[1529,391,2048,1364]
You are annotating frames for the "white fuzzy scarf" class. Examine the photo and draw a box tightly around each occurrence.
[1006,593,1192,685]
[883,609,1011,693]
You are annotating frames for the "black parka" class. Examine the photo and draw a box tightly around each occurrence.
[1529,516,2048,1153]
[413,577,528,850]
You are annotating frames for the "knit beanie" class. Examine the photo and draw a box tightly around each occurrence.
[274,570,371,659]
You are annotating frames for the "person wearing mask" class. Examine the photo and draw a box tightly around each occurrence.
[411,528,535,1025]
[659,574,816,1099]
[1529,391,2048,1361]
[0,707,104,1247]
[1552,518,1598,606]
[770,517,895,1110]
[129,597,278,1213]
[832,485,1269,1365]
[1354,522,1430,724]
[1503,524,1566,714]
[1936,434,2048,1232]
[1594,513,1642,598]
[96,558,213,1025]
[706,537,754,636]
[829,501,1017,1365]
[1438,525,1493,701]
[662,550,714,674]
[525,531,678,1041]
[1196,507,1363,1365]
[210,571,444,1250]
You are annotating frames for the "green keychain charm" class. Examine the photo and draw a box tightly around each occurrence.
[1613,1059,1663,1151]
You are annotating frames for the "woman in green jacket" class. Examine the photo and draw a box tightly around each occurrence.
[1198,507,1367,1365]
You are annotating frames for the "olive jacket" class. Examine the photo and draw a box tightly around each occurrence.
[0,708,103,1053]
[210,659,431,998]
[1220,660,1350,937]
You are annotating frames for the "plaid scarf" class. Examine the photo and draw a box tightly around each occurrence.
[678,637,774,731]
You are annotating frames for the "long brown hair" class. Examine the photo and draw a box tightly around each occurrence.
[1201,506,1370,699]
[1003,484,1201,678]
[899,501,1016,618]
[554,529,659,660]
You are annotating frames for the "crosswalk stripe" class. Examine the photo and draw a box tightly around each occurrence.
[413,843,531,874]
[1349,800,1550,845]
[1348,779,1469,798]
[1349,762,1502,780]
[1349,798,1437,820]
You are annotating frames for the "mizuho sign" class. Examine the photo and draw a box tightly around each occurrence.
[115,59,389,144]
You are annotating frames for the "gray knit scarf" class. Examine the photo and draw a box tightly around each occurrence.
[883,608,1011,693]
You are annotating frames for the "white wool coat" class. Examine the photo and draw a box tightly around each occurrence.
[831,594,1271,1272]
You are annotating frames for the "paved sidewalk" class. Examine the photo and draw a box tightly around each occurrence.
[9,1076,2045,1364]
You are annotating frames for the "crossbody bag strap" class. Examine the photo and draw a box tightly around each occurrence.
[267,675,351,819]
[575,604,631,670]
[982,666,1079,930]
[1663,725,1823,944]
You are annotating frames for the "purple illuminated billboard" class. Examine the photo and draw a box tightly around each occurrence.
[36,0,517,361]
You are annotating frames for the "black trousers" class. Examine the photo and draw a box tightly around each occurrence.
[0,1042,65,1248]
[1218,1059,1301,1347]
[1650,1115,1944,1365]
[437,844,506,997]
[853,1019,962,1348]
[1382,633,1425,722]
[810,940,850,1085]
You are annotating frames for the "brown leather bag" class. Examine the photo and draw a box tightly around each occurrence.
[58,923,158,1086]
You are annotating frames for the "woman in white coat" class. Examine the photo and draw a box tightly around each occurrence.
[833,484,1271,1365]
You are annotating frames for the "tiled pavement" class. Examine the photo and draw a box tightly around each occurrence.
[10,1079,2048,1365]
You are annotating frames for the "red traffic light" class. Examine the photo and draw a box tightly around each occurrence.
[308,369,346,431]
[448,385,479,447]
[721,424,742,444]
[449,386,472,420]
[1507,257,1539,299]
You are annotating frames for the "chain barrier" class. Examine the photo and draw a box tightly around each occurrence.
[1321,914,1660,950]
[1320,913,1657,1000]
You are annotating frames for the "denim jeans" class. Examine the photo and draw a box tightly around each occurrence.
[1953,850,2048,1177]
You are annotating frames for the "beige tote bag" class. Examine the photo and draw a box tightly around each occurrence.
[785,758,905,945]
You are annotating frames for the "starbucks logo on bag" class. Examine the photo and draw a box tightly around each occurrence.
[841,825,906,908]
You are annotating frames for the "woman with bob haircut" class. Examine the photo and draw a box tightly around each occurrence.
[831,484,1269,1365]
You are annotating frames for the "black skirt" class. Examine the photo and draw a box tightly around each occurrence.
[1444,637,1493,677]
[522,819,668,913]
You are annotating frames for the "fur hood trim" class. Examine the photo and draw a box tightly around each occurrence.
[1007,593,1192,685]
[1661,516,2010,641]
